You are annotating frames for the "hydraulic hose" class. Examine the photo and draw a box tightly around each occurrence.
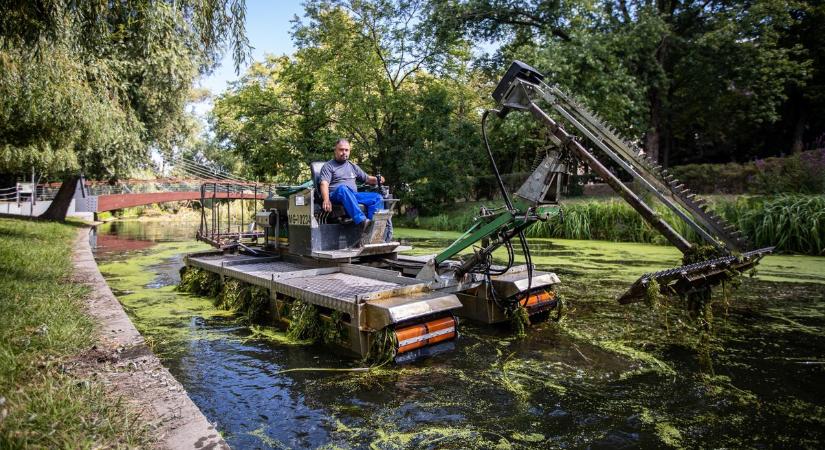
[481,110,514,210]
[481,109,533,309]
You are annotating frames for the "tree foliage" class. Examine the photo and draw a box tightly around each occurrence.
[431,0,815,166]
[0,0,249,181]
[212,0,488,211]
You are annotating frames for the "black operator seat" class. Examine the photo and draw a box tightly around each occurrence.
[309,161,364,220]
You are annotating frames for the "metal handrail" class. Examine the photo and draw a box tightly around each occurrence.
[7,157,275,204]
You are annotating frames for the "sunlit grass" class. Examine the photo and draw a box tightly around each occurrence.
[0,218,150,448]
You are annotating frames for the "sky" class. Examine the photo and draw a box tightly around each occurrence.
[191,0,497,119]
[191,0,306,116]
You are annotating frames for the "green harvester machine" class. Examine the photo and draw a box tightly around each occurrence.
[184,61,772,361]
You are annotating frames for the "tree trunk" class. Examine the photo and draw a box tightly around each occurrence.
[39,175,79,221]
[644,51,666,163]
[791,109,807,154]
[645,119,661,164]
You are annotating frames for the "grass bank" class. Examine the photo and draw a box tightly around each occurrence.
[0,218,148,448]
[397,195,825,256]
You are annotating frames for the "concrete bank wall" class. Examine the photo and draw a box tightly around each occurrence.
[72,227,229,450]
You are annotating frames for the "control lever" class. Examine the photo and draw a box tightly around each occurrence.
[376,171,390,198]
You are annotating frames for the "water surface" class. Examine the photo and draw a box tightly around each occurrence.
[94,220,825,448]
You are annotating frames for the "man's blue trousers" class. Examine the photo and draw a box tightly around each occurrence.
[329,186,383,225]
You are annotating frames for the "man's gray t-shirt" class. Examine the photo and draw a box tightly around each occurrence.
[319,159,368,192]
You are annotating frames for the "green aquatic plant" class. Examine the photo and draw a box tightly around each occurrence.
[686,288,714,332]
[681,244,725,266]
[286,301,323,341]
[322,310,347,345]
[645,279,663,310]
[367,327,398,364]
[215,280,271,322]
[177,266,222,297]
[550,294,565,322]
[509,305,531,338]
[217,278,244,310]
[246,286,271,322]
[177,266,200,292]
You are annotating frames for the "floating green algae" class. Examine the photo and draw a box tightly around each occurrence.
[639,408,684,448]
[246,425,290,449]
[95,224,825,449]
[247,324,312,345]
[96,241,236,357]
[396,227,825,286]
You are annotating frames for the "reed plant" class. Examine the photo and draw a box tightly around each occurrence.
[732,195,825,255]
[414,195,824,255]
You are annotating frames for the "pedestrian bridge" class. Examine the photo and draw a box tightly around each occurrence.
[78,179,268,212]
[0,159,273,217]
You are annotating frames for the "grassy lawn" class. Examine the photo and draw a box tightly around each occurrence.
[0,218,148,448]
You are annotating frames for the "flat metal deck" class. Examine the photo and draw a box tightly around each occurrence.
[185,251,461,330]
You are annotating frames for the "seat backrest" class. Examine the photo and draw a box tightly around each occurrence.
[310,161,326,196]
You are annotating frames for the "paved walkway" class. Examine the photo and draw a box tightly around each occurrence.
[72,226,229,449]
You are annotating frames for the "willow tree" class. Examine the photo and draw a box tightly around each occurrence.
[0,0,249,219]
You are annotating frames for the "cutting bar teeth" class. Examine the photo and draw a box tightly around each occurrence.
[617,247,774,304]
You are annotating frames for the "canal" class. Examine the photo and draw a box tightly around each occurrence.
[93,219,825,448]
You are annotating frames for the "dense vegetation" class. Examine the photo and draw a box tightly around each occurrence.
[398,195,825,255]
[2,0,823,215]
[208,0,825,213]
[0,219,149,447]
[0,0,249,218]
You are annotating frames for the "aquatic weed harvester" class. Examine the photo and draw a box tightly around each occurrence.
[181,61,772,361]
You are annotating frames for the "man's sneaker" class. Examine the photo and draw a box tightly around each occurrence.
[358,219,373,247]
[360,219,372,235]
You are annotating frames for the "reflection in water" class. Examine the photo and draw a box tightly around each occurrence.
[94,220,825,448]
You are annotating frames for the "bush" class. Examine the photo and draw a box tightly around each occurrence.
[750,150,825,194]
[670,150,825,195]
[669,162,759,194]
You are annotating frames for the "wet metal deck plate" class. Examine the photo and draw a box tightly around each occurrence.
[184,251,463,328]
[280,273,400,301]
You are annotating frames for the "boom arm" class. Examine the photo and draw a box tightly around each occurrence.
[416,61,771,304]
[495,61,750,253]
[493,61,772,302]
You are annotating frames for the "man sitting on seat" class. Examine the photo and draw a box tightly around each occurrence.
[319,138,385,231]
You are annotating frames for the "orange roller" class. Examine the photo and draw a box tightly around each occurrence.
[394,316,457,354]
[522,290,556,308]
